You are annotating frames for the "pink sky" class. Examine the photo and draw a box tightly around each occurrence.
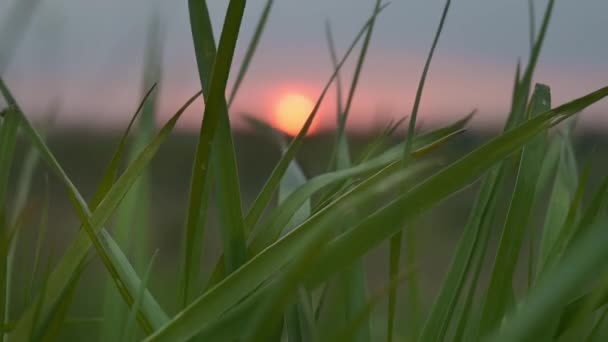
[3,0,608,133]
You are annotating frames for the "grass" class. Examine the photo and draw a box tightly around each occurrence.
[1,0,608,341]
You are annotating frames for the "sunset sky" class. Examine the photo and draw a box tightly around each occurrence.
[2,0,608,133]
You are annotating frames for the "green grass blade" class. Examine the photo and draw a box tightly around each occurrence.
[544,160,591,265]
[418,53,526,341]
[152,44,605,342]
[243,2,389,231]
[392,1,452,339]
[28,252,53,341]
[527,0,536,52]
[4,81,201,338]
[244,235,327,342]
[550,175,608,335]
[26,176,49,307]
[182,0,247,305]
[123,251,159,342]
[102,14,163,341]
[537,121,579,276]
[89,84,157,209]
[203,118,461,288]
[335,0,382,172]
[324,20,344,129]
[270,123,315,342]
[402,0,451,161]
[7,112,48,321]
[487,220,608,342]
[245,116,315,342]
[314,111,472,223]
[145,159,431,342]
[419,164,504,342]
[479,84,551,333]
[331,3,382,339]
[37,257,86,341]
[249,114,467,254]
[0,106,19,337]
[265,111,465,266]
[0,107,18,218]
[321,271,411,342]
[227,0,275,107]
[310,85,608,294]
[587,306,608,341]
[507,0,554,128]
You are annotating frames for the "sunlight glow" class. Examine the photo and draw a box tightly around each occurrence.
[273,93,316,136]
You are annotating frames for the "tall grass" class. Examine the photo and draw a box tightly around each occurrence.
[1,0,608,341]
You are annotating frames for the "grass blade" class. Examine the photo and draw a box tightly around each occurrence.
[123,251,159,342]
[537,121,579,276]
[488,220,608,342]
[479,84,551,333]
[181,0,247,305]
[143,81,603,338]
[243,2,390,232]
[324,20,344,136]
[392,1,452,339]
[145,158,432,341]
[310,85,608,293]
[3,78,201,338]
[334,0,382,171]
[204,115,466,288]
[0,106,19,338]
[102,13,163,341]
[26,176,49,307]
[321,271,412,342]
[329,3,383,340]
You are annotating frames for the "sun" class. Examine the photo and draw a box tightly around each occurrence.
[273,93,315,136]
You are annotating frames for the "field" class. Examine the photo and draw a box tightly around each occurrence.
[2,0,608,341]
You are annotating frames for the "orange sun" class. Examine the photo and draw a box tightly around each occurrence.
[274,93,315,136]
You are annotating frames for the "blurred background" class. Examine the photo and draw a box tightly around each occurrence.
[3,0,608,130]
[2,0,608,338]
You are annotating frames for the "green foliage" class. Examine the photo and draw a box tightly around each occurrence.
[1,0,608,341]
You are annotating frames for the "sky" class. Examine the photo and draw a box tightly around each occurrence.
[2,0,608,133]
